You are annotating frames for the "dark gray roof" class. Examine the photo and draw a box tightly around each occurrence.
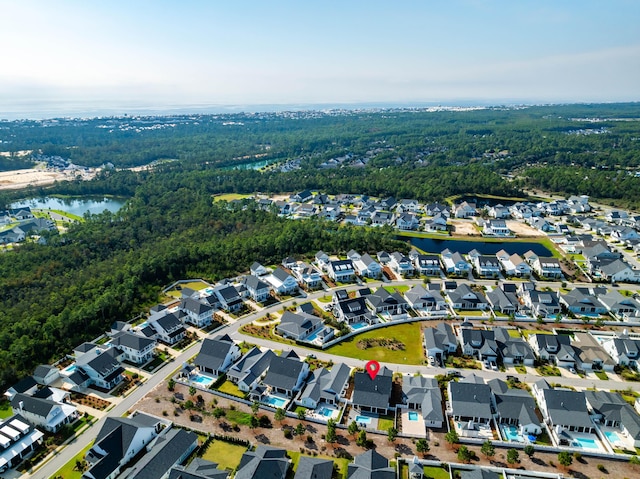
[276,311,322,338]
[11,393,56,418]
[80,348,121,376]
[110,331,155,352]
[366,288,407,310]
[347,450,395,479]
[194,335,236,372]
[33,364,58,380]
[9,376,37,393]
[125,428,197,479]
[235,445,289,479]
[243,275,271,291]
[449,382,492,419]
[180,297,213,316]
[170,458,229,479]
[294,456,333,479]
[352,367,393,410]
[263,354,304,391]
[542,389,592,428]
[273,267,293,282]
[460,470,501,479]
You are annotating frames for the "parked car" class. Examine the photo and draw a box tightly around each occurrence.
[568,366,576,374]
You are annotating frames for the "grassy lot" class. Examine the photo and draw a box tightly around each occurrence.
[521,329,553,338]
[317,295,333,303]
[595,371,609,380]
[507,329,521,338]
[0,399,12,418]
[142,352,169,372]
[383,285,410,294]
[200,439,248,471]
[213,193,252,202]
[423,465,450,479]
[445,355,480,369]
[515,365,527,374]
[612,389,640,405]
[51,441,94,479]
[377,416,395,431]
[326,322,424,364]
[48,209,84,222]
[288,451,350,479]
[536,364,561,376]
[165,280,211,298]
[225,408,254,426]
[216,380,245,398]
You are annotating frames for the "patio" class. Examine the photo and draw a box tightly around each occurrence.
[401,409,426,438]
[348,410,379,430]
[310,403,340,422]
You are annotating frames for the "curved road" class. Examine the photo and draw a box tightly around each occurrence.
[35,278,640,478]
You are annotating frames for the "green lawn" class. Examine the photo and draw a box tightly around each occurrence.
[200,439,248,471]
[507,329,521,338]
[225,408,254,426]
[595,371,609,380]
[51,441,94,479]
[216,380,245,398]
[383,285,410,294]
[515,365,527,374]
[0,399,12,419]
[326,322,424,364]
[317,295,333,303]
[213,193,252,202]
[521,329,553,338]
[612,389,640,405]
[536,365,561,376]
[377,416,395,431]
[288,451,350,479]
[165,280,211,298]
[423,465,450,479]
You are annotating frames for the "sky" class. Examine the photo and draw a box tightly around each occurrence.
[1,0,639,117]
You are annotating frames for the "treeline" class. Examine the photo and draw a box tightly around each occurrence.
[0,192,405,389]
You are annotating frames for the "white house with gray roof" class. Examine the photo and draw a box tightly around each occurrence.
[447,284,488,311]
[537,387,594,436]
[11,393,78,433]
[296,363,351,409]
[328,259,356,282]
[194,334,241,378]
[242,275,272,302]
[109,331,157,365]
[0,414,44,473]
[423,323,458,363]
[179,297,214,328]
[353,253,382,278]
[585,390,640,448]
[227,348,275,393]
[494,328,535,365]
[600,332,640,367]
[597,290,640,320]
[261,351,309,399]
[447,379,493,437]
[402,375,444,429]
[276,311,324,342]
[405,285,447,317]
[487,379,541,436]
[528,333,576,367]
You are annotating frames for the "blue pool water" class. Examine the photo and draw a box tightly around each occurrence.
[263,396,287,408]
[64,364,77,373]
[305,328,324,342]
[318,407,333,417]
[408,411,419,421]
[191,374,214,386]
[501,425,523,442]
[572,437,599,449]
[355,415,372,424]
[351,322,368,330]
[604,431,621,443]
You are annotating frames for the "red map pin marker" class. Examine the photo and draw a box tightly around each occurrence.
[365,360,380,380]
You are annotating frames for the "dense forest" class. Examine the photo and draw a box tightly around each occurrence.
[1,103,640,389]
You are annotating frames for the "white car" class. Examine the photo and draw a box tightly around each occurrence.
[569,366,576,374]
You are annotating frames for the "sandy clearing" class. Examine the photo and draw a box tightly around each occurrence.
[0,168,93,191]
[506,220,546,237]
[450,220,481,236]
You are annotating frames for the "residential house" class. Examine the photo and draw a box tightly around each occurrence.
[425,203,450,218]
[314,251,330,271]
[528,334,576,367]
[402,375,444,429]
[486,286,518,316]
[572,332,615,372]
[333,297,374,325]
[507,253,531,277]
[291,190,313,203]
[412,254,441,276]
[235,446,290,479]
[76,347,125,390]
[448,379,493,436]
[291,262,323,289]
[521,289,561,318]
[227,348,275,393]
[266,267,299,295]
[488,204,510,219]
[242,275,272,303]
[347,450,395,479]
[598,291,640,320]
[261,351,309,398]
[530,257,563,279]
[11,393,78,433]
[0,414,44,472]
[296,363,351,409]
[82,413,165,479]
[178,297,213,328]
[493,328,535,365]
[454,201,477,218]
[294,457,333,479]
[584,390,640,448]
[120,428,198,479]
[351,366,393,415]
[600,332,640,367]
[592,258,640,283]
[423,323,458,363]
[425,213,448,232]
[397,199,420,212]
[381,197,396,210]
[194,335,241,377]
[472,255,501,278]
[294,203,317,218]
[169,458,229,479]
[395,212,419,230]
[538,387,594,436]
[32,365,60,386]
[559,287,608,316]
[148,311,186,345]
[389,252,414,277]
[213,284,245,312]
[250,262,268,276]
[487,379,541,436]
[328,259,356,283]
[376,251,391,265]
[483,219,511,236]
[276,311,324,342]
[110,331,157,365]
[460,328,499,361]
[611,227,640,242]
[405,285,447,316]
[0,227,26,244]
[366,288,408,318]
[353,253,383,279]
[440,249,471,275]
[371,211,393,226]
[447,284,488,311]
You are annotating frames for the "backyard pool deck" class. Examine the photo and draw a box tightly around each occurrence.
[401,409,426,438]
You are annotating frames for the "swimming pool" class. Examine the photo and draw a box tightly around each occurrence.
[318,407,334,417]
[355,415,372,424]
[501,425,523,442]
[604,431,622,444]
[351,322,368,330]
[572,437,599,450]
[191,374,214,387]
[63,364,77,374]
[263,396,287,408]
[408,411,419,421]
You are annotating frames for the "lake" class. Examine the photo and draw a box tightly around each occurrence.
[406,237,553,256]
[10,196,126,217]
